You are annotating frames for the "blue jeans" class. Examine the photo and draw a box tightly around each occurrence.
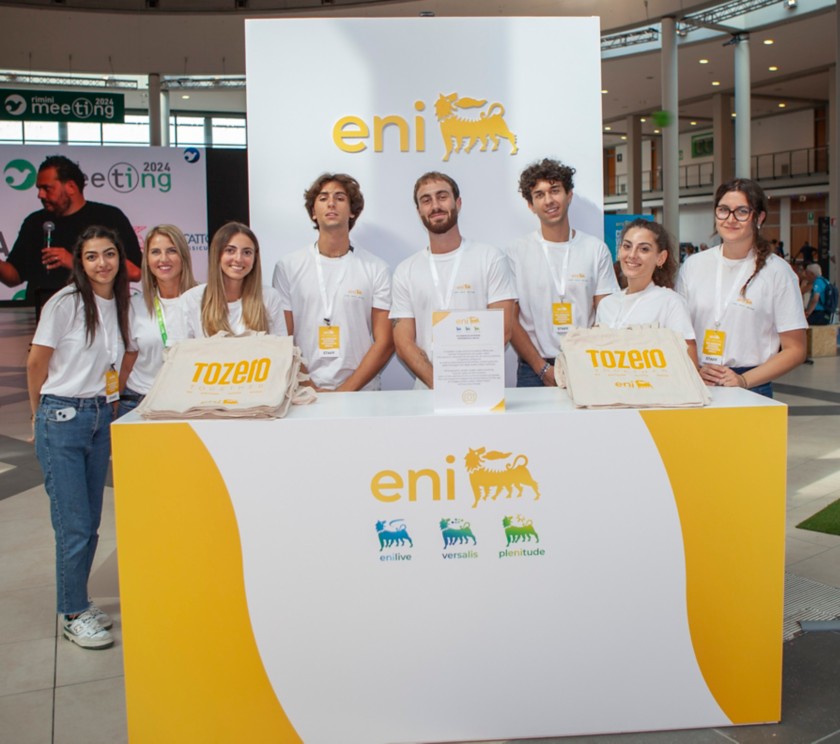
[34,395,113,615]
[517,358,554,387]
[732,366,773,399]
[116,386,144,419]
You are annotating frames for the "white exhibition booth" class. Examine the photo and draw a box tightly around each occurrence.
[113,387,786,743]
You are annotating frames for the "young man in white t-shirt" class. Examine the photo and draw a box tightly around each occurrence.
[507,158,619,387]
[272,173,393,391]
[390,171,516,389]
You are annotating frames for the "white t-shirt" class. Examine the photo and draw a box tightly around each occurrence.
[676,248,807,367]
[595,283,696,340]
[33,285,125,398]
[273,245,391,390]
[507,229,619,358]
[126,292,187,394]
[181,284,287,339]
[389,239,516,363]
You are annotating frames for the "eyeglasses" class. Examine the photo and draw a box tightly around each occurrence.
[715,205,753,222]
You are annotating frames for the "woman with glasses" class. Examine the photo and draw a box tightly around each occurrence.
[676,178,806,397]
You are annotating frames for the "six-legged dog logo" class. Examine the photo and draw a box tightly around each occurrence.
[434,93,518,162]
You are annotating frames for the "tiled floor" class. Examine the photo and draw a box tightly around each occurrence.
[1,305,838,744]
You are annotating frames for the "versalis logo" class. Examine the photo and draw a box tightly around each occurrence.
[332,92,518,162]
[440,518,477,548]
[586,349,667,370]
[191,358,271,385]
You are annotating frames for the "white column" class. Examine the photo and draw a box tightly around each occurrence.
[625,115,642,214]
[733,35,751,178]
[661,16,680,241]
[148,73,162,146]
[779,197,791,259]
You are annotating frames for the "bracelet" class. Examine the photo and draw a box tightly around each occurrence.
[737,373,748,389]
[538,362,551,381]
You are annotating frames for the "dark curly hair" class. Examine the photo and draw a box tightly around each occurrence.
[714,178,771,296]
[39,155,86,192]
[518,158,576,204]
[618,218,677,289]
[304,173,364,231]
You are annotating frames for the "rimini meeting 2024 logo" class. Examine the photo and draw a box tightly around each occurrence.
[333,92,518,162]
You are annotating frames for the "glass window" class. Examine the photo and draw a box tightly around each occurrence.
[102,114,150,146]
[23,121,59,144]
[211,116,247,148]
[172,115,205,147]
[67,121,102,144]
[0,120,23,144]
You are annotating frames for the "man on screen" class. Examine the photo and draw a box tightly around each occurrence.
[272,172,394,391]
[390,171,515,389]
[0,155,142,314]
[507,158,618,387]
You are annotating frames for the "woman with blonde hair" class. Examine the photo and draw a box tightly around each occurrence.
[677,178,806,397]
[118,224,197,415]
[181,221,285,338]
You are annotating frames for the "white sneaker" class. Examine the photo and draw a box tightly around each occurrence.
[87,602,113,630]
[63,610,114,649]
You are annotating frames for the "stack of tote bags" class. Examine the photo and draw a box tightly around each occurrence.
[556,326,710,409]
[136,333,316,420]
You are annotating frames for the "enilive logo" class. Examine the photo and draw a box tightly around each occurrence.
[191,358,271,385]
[333,91,518,162]
[586,348,667,370]
[370,446,540,508]
[3,159,36,191]
[4,94,26,116]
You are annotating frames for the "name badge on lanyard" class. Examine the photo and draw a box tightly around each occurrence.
[541,236,573,336]
[314,243,350,359]
[701,329,726,365]
[97,303,120,403]
[104,367,119,403]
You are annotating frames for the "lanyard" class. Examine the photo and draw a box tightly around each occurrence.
[314,242,351,325]
[539,233,572,299]
[95,300,119,369]
[427,243,464,309]
[153,295,169,347]
[612,287,651,328]
[713,246,754,328]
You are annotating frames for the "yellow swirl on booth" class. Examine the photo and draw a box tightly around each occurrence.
[112,423,301,743]
[640,406,786,724]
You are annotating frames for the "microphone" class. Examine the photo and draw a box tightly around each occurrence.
[42,221,55,248]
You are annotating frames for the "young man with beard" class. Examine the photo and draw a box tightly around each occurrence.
[390,171,515,389]
[272,173,393,391]
[508,158,619,387]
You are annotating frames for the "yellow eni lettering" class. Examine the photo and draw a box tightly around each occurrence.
[333,102,427,155]
[333,116,369,153]
[190,358,271,385]
[585,349,667,369]
[370,454,457,502]
[371,470,403,503]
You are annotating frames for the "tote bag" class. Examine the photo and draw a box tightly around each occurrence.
[556,325,710,409]
[136,333,315,419]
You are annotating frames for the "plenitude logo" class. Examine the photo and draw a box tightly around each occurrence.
[370,446,541,508]
[333,91,518,162]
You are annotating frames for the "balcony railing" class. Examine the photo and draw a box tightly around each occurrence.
[605,145,829,197]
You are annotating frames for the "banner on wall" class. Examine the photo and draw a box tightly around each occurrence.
[245,17,604,387]
[0,145,209,301]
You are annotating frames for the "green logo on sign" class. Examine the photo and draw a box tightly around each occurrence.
[4,159,36,190]
[4,94,26,117]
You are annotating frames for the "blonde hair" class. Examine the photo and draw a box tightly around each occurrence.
[201,222,268,336]
[141,224,197,316]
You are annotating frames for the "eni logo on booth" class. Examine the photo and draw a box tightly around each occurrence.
[370,446,540,508]
[333,92,518,162]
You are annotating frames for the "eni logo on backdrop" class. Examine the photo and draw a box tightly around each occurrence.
[333,92,518,162]
[371,446,540,508]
